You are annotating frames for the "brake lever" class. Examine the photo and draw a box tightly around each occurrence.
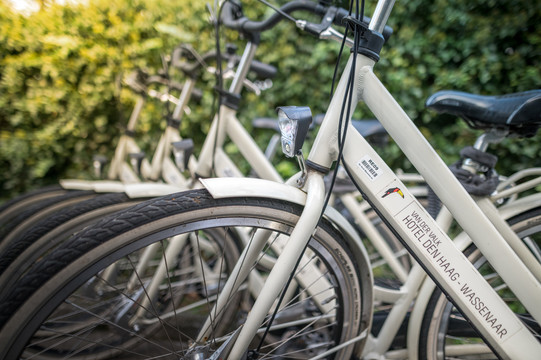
[319,26,354,47]
[242,78,262,95]
[147,89,181,105]
[147,89,191,115]
[295,5,354,48]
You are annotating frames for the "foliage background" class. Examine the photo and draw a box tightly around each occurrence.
[1,0,540,201]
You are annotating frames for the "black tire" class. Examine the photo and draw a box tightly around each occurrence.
[0,190,96,252]
[0,192,152,300]
[0,189,370,359]
[0,185,68,225]
[418,206,541,360]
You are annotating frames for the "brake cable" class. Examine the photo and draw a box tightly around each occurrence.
[210,0,227,177]
[249,1,366,359]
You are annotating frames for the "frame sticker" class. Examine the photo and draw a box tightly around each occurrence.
[357,155,383,181]
[394,202,521,343]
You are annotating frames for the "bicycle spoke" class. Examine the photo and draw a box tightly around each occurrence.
[125,255,180,356]
[159,239,186,353]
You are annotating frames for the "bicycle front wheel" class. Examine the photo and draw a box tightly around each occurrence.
[0,188,369,360]
[419,206,541,360]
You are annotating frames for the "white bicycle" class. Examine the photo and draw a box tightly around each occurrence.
[0,0,539,359]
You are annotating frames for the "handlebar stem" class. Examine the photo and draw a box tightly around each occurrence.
[369,0,395,34]
[229,41,259,95]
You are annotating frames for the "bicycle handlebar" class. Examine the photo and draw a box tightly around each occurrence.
[126,70,203,102]
[220,0,392,42]
[171,44,277,79]
[221,0,326,33]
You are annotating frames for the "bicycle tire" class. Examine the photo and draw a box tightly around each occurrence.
[418,206,541,360]
[0,185,68,226]
[0,190,96,252]
[0,192,151,299]
[0,188,370,359]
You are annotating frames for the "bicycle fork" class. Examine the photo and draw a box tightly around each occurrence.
[198,170,328,359]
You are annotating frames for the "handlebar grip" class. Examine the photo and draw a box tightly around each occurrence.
[161,78,203,103]
[171,45,209,77]
[162,79,203,103]
[249,60,277,79]
[171,43,276,80]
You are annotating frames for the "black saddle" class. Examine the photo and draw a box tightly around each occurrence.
[426,90,541,137]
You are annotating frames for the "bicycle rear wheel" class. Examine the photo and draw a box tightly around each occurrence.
[419,206,541,359]
[0,189,370,359]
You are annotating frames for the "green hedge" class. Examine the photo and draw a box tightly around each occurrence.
[1,0,539,201]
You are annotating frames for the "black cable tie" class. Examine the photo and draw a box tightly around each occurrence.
[342,15,368,33]
[124,129,136,137]
[167,116,181,129]
[343,15,385,62]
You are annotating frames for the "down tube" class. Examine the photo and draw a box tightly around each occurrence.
[359,65,541,324]
[341,126,540,359]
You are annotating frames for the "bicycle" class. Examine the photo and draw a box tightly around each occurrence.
[0,0,539,359]
[0,41,272,250]
[0,60,192,247]
[0,42,281,292]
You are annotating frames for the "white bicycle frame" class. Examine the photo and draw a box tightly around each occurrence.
[362,173,541,359]
[117,41,375,319]
[195,0,541,358]
[189,42,282,183]
[60,76,193,193]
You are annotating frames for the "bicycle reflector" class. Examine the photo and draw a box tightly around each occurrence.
[276,106,312,158]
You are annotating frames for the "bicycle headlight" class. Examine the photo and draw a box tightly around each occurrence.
[276,106,312,158]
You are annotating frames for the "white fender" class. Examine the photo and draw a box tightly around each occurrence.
[60,179,186,198]
[496,192,541,219]
[200,177,306,204]
[123,183,185,198]
[60,179,126,192]
[200,177,371,264]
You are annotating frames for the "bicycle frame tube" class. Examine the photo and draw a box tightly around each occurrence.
[148,77,197,181]
[194,42,282,182]
[108,96,146,180]
[226,172,327,359]
[358,65,541,316]
[406,191,541,358]
[365,190,541,358]
[306,47,541,357]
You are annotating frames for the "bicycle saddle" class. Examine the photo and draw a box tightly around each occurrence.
[426,90,541,136]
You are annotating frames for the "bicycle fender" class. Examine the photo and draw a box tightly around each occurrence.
[496,192,541,219]
[123,183,186,198]
[200,177,371,263]
[60,179,126,192]
[200,177,306,204]
[60,179,185,198]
